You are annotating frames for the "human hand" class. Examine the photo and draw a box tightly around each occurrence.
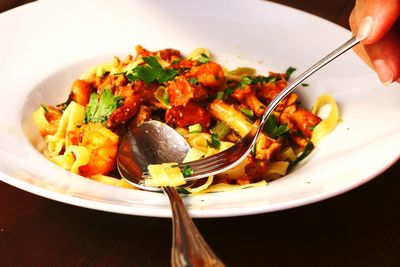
[349,0,400,85]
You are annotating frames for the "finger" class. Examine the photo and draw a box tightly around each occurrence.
[349,0,400,44]
[352,42,374,69]
[364,29,400,84]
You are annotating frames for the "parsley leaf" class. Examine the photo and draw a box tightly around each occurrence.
[84,88,123,124]
[176,187,191,194]
[198,53,210,64]
[188,77,199,85]
[181,165,193,177]
[207,133,221,149]
[240,108,254,119]
[285,66,296,80]
[40,104,49,114]
[125,56,178,84]
[291,141,314,166]
[263,115,289,138]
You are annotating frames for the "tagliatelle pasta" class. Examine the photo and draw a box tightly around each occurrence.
[33,45,339,193]
[311,95,339,144]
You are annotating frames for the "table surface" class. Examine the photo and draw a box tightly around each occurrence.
[1,1,399,266]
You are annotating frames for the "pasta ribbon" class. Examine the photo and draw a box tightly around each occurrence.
[202,180,267,193]
[50,145,90,174]
[311,95,339,144]
[32,106,50,133]
[90,175,137,189]
[146,163,186,187]
[45,101,85,157]
[186,48,211,60]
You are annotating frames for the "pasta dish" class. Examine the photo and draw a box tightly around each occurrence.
[32,45,338,193]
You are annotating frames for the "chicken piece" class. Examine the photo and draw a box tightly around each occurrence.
[166,76,208,107]
[231,85,266,117]
[254,134,281,161]
[69,80,92,106]
[170,59,196,70]
[135,45,181,63]
[290,108,322,138]
[129,105,152,129]
[277,104,297,130]
[106,84,141,128]
[258,79,298,111]
[165,102,211,128]
[241,160,269,184]
[159,48,181,63]
[39,105,62,136]
[188,62,225,88]
[106,80,158,128]
[69,123,119,177]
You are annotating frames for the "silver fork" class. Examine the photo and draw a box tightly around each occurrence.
[142,36,361,182]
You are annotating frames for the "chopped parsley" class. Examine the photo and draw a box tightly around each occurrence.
[188,77,199,85]
[263,114,289,138]
[207,133,221,149]
[181,164,193,177]
[291,141,314,166]
[176,187,191,194]
[232,75,280,91]
[162,91,170,106]
[125,56,178,84]
[188,123,202,133]
[240,108,254,119]
[84,88,123,124]
[197,53,210,64]
[40,104,49,113]
[285,66,296,80]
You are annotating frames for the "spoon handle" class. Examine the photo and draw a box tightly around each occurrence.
[163,186,225,267]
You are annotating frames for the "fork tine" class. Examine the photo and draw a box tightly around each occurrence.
[179,154,226,170]
[180,152,228,168]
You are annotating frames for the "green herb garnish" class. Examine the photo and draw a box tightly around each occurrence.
[40,104,49,114]
[240,108,254,119]
[198,53,210,64]
[176,187,191,194]
[207,133,221,149]
[84,88,123,124]
[291,141,314,166]
[285,66,296,80]
[188,77,199,85]
[181,164,193,177]
[125,56,178,84]
[162,91,170,106]
[188,123,202,133]
[263,115,289,138]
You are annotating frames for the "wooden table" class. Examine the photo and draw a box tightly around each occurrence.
[1,1,399,266]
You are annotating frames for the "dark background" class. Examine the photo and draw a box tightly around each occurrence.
[1,1,400,266]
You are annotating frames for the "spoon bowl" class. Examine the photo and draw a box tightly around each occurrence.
[117,120,190,192]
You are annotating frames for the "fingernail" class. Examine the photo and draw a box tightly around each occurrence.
[356,16,374,41]
[373,59,394,85]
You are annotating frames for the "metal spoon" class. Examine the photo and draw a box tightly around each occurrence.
[117,120,225,267]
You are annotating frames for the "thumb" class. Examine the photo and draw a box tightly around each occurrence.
[350,0,400,44]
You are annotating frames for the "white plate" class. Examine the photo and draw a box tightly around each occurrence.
[0,0,399,218]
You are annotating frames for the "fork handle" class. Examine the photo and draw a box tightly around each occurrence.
[163,186,225,267]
